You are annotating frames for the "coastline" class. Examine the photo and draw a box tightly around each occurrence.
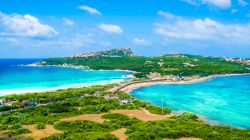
[11,63,250,96]
[0,79,128,97]
[111,73,250,93]
[25,63,136,74]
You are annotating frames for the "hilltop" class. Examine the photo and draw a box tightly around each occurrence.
[37,48,250,78]
[70,48,135,58]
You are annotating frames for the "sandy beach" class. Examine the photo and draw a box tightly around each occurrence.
[109,73,250,93]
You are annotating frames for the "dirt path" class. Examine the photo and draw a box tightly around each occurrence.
[60,109,172,123]
[111,109,173,121]
[111,128,127,140]
[22,109,172,140]
[22,125,62,140]
[60,114,105,123]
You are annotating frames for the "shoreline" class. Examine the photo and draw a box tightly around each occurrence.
[112,73,250,93]
[25,63,136,73]
[0,79,129,97]
[1,71,250,129]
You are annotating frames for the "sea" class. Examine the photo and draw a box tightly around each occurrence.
[0,59,131,96]
[131,75,250,129]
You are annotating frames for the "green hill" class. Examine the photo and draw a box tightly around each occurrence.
[37,48,250,78]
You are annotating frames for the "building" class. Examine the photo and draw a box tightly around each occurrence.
[0,99,5,107]
[176,76,185,81]
[119,100,132,105]
[93,92,101,97]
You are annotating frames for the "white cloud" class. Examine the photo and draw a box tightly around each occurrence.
[0,12,57,37]
[78,5,102,15]
[98,23,123,34]
[238,0,248,7]
[155,11,250,45]
[62,18,74,26]
[203,0,231,8]
[181,0,200,6]
[182,0,232,9]
[133,38,151,46]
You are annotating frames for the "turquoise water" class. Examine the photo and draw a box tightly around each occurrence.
[0,59,131,96]
[131,75,250,129]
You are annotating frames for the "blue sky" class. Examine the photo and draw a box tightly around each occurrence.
[0,0,250,58]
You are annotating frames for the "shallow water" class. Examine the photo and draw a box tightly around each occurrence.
[131,75,250,129]
[0,59,131,96]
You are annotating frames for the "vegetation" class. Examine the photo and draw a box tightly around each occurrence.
[36,122,46,129]
[102,113,129,120]
[0,85,249,140]
[126,117,250,140]
[37,49,250,78]
[146,105,171,115]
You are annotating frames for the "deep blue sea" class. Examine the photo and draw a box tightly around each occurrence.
[0,59,131,96]
[131,75,250,129]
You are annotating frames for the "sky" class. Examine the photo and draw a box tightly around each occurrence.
[0,0,250,58]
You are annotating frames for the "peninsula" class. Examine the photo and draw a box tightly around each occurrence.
[0,48,250,140]
[36,48,250,92]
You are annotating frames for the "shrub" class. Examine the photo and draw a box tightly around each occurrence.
[36,122,46,129]
[146,105,171,115]
[0,105,19,112]
[16,128,31,135]
[9,123,22,130]
[102,113,129,120]
[176,112,199,121]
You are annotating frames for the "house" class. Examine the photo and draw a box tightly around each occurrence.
[176,76,185,81]
[119,100,132,105]
[0,99,5,107]
[158,62,164,67]
[93,92,101,97]
[104,94,117,99]
[29,101,37,108]
[22,100,30,106]
[183,62,196,67]
[21,100,37,108]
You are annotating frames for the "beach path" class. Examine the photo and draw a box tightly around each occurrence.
[22,125,62,140]
[111,109,173,121]
[111,128,127,140]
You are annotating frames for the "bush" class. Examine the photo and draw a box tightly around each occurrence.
[16,128,31,135]
[0,105,19,112]
[42,132,118,140]
[176,112,199,121]
[133,100,149,108]
[146,105,171,115]
[36,122,46,129]
[9,123,22,130]
[48,102,77,113]
[102,113,129,120]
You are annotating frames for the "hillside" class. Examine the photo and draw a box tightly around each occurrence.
[37,48,250,78]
